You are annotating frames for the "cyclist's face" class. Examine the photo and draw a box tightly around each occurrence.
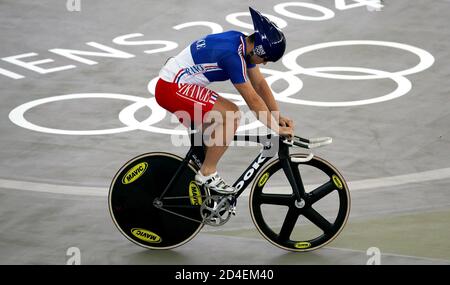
[250,54,268,65]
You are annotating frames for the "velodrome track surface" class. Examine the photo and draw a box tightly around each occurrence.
[1,0,450,264]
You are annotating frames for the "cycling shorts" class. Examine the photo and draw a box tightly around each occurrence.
[154,78,218,126]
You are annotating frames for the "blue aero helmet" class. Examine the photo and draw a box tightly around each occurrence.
[249,7,286,62]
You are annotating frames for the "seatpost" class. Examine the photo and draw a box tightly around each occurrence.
[190,120,196,146]
[158,121,199,200]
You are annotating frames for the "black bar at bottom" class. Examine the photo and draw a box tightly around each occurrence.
[3,265,442,283]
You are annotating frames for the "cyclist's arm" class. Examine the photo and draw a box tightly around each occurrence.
[247,66,280,114]
[248,66,294,128]
[233,81,279,133]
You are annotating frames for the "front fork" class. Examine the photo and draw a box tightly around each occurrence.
[278,141,306,202]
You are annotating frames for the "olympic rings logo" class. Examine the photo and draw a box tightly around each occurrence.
[8,40,434,136]
[273,40,434,107]
[8,1,435,136]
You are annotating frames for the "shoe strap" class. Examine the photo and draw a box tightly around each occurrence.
[207,175,231,189]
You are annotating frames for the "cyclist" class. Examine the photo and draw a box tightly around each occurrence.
[155,7,294,195]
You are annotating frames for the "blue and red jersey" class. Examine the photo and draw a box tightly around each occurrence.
[159,31,256,86]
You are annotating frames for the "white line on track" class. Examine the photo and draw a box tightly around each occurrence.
[200,234,450,264]
[1,167,450,197]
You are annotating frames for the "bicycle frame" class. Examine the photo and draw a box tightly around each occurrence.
[110,123,346,250]
[158,127,306,202]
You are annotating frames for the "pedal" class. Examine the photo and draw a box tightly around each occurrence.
[227,196,237,216]
[230,205,237,216]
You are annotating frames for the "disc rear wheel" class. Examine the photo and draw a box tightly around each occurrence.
[108,152,207,249]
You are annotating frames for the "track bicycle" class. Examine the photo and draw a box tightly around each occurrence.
[108,125,350,251]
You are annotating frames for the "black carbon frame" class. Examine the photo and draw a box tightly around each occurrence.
[186,130,302,200]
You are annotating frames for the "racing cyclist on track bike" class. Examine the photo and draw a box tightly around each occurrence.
[154,7,294,195]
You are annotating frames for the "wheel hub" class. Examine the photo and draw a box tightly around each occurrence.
[294,199,306,209]
[153,198,163,208]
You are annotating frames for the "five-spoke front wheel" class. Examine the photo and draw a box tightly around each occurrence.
[249,154,351,252]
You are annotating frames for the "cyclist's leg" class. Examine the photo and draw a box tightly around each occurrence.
[200,96,240,176]
[154,79,240,175]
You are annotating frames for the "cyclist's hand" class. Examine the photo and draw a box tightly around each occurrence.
[279,115,294,128]
[279,126,294,140]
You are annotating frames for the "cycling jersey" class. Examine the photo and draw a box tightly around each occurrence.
[159,30,256,86]
[155,30,255,126]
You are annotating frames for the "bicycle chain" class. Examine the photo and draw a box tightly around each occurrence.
[156,194,236,226]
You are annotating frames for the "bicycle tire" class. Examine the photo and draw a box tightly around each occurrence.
[249,153,350,252]
[108,152,206,249]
